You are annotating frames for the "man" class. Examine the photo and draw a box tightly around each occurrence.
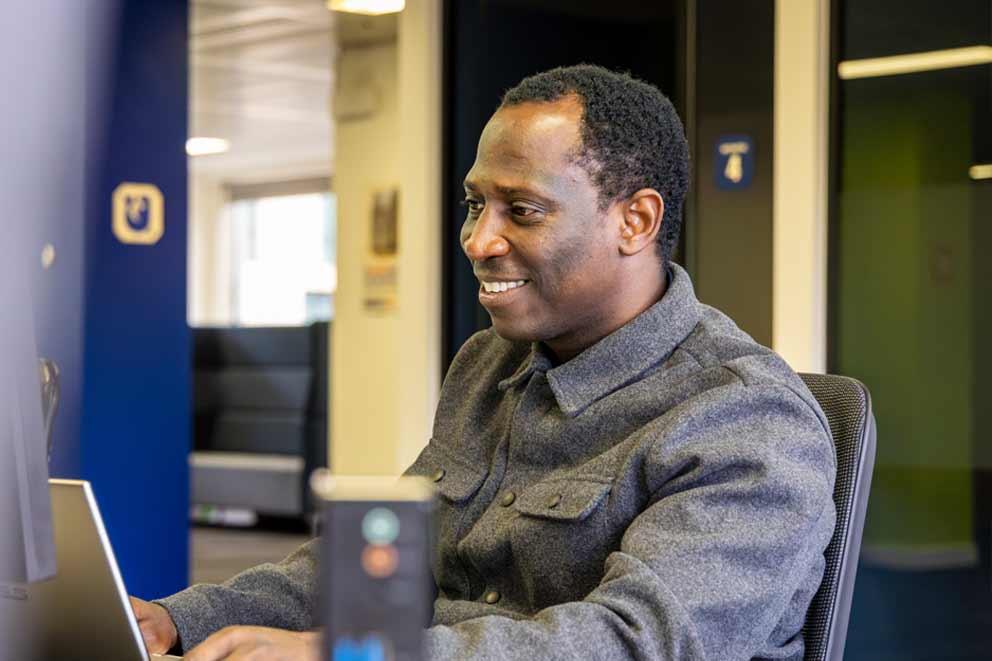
[134,64,836,660]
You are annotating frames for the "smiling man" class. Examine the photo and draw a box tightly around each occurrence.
[133,64,836,661]
[461,91,669,362]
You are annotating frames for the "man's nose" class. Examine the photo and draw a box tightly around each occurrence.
[462,212,510,261]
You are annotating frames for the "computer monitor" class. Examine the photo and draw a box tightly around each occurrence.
[0,243,56,585]
[0,0,84,586]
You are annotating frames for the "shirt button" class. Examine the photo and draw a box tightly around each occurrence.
[483,590,501,604]
[547,494,562,509]
[432,468,446,482]
[499,491,516,507]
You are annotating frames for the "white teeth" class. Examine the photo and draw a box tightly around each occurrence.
[482,280,526,293]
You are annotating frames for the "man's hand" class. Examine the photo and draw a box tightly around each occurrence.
[184,626,320,661]
[129,596,179,654]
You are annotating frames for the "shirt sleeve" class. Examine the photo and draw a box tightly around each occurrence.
[424,382,837,660]
[154,538,319,652]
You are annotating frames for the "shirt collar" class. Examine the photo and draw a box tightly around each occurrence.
[498,263,701,417]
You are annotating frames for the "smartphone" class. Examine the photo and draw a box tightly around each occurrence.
[312,472,435,661]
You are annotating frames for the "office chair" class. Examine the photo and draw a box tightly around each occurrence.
[799,373,877,661]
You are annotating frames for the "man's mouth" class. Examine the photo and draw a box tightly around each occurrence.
[480,279,528,294]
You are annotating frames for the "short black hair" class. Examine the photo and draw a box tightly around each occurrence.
[501,64,689,267]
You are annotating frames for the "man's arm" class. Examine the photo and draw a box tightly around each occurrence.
[151,538,319,652]
[426,382,836,660]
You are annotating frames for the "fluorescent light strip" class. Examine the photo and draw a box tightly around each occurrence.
[969,164,992,180]
[186,137,230,157]
[838,45,992,80]
[328,0,405,15]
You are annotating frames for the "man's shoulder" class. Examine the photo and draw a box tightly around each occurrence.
[671,304,826,425]
[633,304,835,492]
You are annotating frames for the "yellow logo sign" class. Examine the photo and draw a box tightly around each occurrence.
[112,182,164,245]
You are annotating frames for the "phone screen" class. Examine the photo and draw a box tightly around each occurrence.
[314,474,435,661]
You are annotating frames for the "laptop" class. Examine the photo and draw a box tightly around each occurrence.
[1,479,181,660]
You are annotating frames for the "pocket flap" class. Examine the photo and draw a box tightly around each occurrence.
[405,442,486,503]
[514,478,611,521]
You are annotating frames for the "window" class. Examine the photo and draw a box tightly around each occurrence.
[228,191,337,326]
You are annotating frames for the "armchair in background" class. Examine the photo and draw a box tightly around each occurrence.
[190,323,329,523]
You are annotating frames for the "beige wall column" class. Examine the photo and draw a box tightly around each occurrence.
[395,0,443,471]
[331,0,442,475]
[331,41,401,475]
[773,0,830,373]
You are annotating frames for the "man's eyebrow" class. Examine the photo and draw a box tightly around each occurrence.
[495,184,545,197]
[463,181,551,198]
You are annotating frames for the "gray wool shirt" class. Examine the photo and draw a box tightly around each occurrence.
[158,263,837,660]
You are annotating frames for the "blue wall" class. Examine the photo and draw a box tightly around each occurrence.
[85,0,190,599]
[43,0,191,599]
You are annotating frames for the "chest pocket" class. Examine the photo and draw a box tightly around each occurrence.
[509,476,615,609]
[405,441,488,599]
[405,440,486,503]
[513,477,611,521]
[432,457,486,504]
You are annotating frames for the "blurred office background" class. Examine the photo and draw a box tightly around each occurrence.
[17,0,991,658]
[833,2,992,658]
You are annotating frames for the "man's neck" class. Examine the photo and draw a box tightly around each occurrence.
[545,264,668,365]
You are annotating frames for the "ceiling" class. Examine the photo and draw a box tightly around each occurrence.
[190,0,397,181]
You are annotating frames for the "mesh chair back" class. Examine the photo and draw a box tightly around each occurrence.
[799,373,877,661]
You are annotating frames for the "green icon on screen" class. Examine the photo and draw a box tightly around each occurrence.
[362,507,400,545]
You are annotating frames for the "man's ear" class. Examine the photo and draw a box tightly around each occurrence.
[618,188,664,256]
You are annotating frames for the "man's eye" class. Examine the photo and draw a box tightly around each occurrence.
[511,205,538,218]
[460,198,484,214]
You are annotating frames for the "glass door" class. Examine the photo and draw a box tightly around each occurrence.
[833,1,992,658]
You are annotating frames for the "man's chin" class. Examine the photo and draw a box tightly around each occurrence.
[489,317,541,344]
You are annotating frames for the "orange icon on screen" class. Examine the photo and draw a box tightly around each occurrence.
[361,544,398,578]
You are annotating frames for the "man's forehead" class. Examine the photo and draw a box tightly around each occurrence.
[466,99,584,190]
[482,99,582,151]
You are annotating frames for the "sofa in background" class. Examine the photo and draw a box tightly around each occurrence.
[190,323,328,521]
